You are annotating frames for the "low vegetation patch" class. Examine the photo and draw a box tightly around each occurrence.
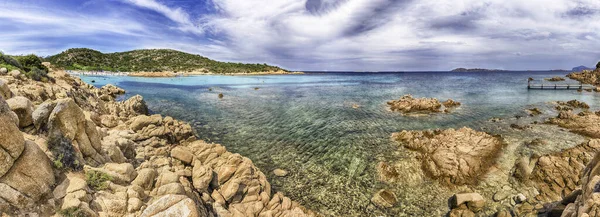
[0,52,50,81]
[48,134,82,171]
[59,207,87,217]
[85,170,112,191]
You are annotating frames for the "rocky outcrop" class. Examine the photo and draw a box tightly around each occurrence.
[0,96,55,211]
[392,127,504,185]
[517,140,600,202]
[567,69,600,85]
[387,94,442,114]
[561,151,600,217]
[387,94,461,114]
[546,76,566,82]
[48,98,108,166]
[547,109,600,138]
[0,66,315,216]
[442,99,462,108]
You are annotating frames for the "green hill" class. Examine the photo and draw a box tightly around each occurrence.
[45,48,287,74]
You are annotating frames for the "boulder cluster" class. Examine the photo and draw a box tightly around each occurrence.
[387,94,461,114]
[0,66,315,216]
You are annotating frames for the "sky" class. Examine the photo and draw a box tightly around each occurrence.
[0,0,599,71]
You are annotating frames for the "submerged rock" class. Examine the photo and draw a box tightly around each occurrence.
[392,127,504,185]
[371,189,397,208]
[273,168,288,177]
[450,192,485,212]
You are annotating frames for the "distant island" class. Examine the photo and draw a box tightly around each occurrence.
[451,68,508,72]
[572,65,593,72]
[45,48,300,76]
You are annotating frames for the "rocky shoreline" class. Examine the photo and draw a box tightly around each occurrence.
[375,97,600,216]
[0,66,316,216]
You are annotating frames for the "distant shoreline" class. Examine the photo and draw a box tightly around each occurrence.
[67,70,304,77]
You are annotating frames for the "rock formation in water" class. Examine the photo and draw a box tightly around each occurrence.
[545,76,566,82]
[0,65,315,216]
[387,94,461,114]
[391,127,504,185]
[567,69,600,86]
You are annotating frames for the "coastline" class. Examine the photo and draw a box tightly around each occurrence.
[67,70,304,78]
[0,66,316,216]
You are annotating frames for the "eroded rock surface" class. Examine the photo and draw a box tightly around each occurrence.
[392,127,504,185]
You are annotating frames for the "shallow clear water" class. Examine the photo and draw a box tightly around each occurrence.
[81,72,600,216]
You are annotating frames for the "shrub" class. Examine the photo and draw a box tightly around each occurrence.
[47,134,82,171]
[24,67,48,81]
[0,53,23,69]
[58,207,87,217]
[85,170,112,191]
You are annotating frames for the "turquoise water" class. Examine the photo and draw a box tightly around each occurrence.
[81,72,599,216]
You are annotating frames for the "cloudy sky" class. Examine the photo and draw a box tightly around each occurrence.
[1,0,599,71]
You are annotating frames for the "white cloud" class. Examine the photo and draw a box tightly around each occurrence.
[2,0,600,70]
[122,0,204,35]
[199,0,600,70]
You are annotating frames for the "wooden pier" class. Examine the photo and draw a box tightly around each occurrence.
[527,80,594,90]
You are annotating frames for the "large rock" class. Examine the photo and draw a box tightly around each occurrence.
[0,98,24,177]
[140,194,205,217]
[32,100,56,131]
[0,141,55,208]
[451,193,485,211]
[0,67,7,74]
[121,95,148,116]
[0,78,12,99]
[392,127,504,185]
[192,160,212,191]
[48,98,105,165]
[6,96,34,127]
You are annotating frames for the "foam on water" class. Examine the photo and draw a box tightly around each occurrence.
[81,71,600,216]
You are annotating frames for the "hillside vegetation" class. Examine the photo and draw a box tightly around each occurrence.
[45,48,287,74]
[0,52,49,81]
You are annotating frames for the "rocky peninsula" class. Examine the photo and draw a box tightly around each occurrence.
[0,65,316,216]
